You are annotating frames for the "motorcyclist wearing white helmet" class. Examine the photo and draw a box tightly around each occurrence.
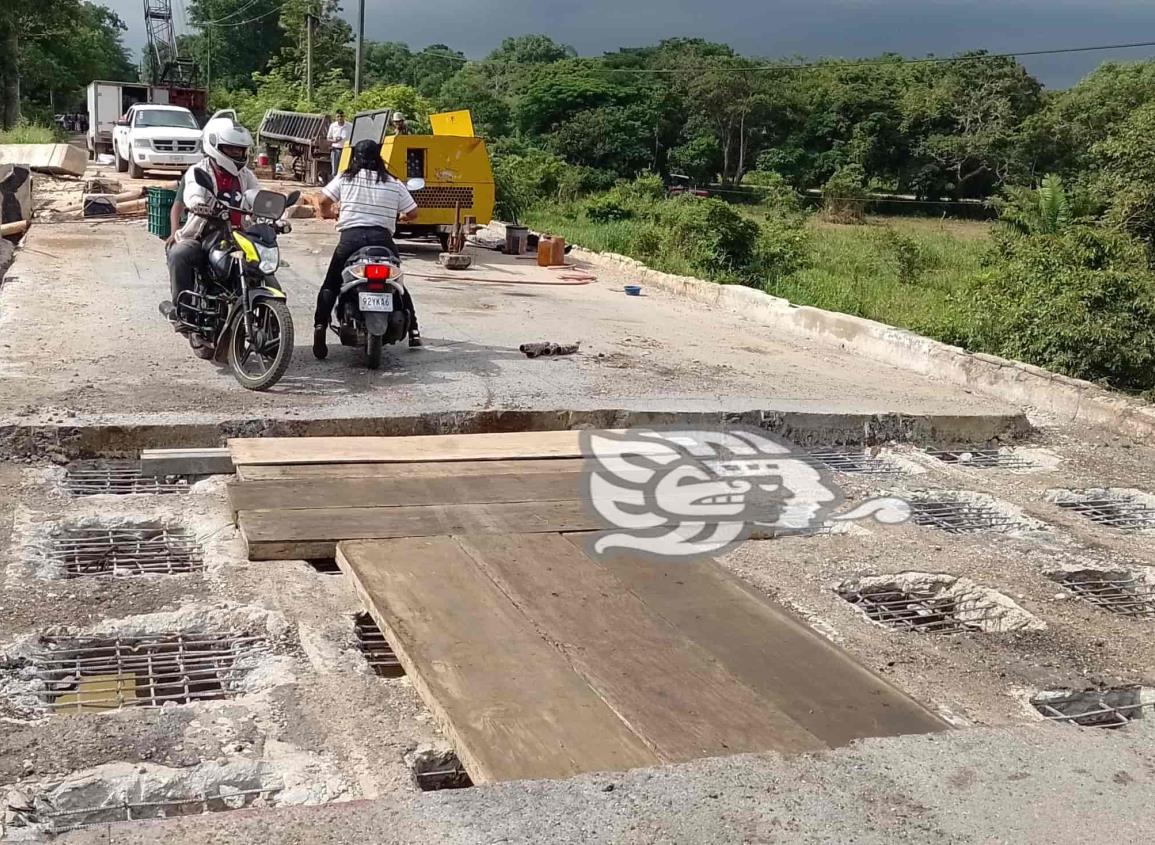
[161,116,260,326]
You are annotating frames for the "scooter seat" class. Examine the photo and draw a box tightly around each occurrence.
[347,245,399,265]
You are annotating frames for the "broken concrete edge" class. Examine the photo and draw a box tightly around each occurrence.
[500,233,1155,443]
[0,407,1030,460]
[0,238,14,282]
[0,143,87,177]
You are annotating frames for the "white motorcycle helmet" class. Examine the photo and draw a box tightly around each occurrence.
[203,117,253,176]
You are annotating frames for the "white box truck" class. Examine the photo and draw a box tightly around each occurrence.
[86,81,171,159]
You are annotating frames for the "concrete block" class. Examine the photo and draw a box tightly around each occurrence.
[0,143,87,176]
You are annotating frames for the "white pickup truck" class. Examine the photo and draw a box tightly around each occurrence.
[113,104,203,178]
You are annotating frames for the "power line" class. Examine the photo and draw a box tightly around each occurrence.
[198,0,262,26]
[203,0,290,29]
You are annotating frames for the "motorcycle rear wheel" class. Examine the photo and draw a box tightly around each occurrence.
[366,333,383,370]
[229,300,294,391]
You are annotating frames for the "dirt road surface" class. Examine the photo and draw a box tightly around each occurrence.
[0,217,1013,427]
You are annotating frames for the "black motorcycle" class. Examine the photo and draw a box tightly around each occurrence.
[330,245,415,370]
[173,169,299,391]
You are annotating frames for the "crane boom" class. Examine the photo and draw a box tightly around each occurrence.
[143,0,200,87]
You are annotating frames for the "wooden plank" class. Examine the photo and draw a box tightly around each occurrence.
[140,447,233,477]
[228,429,661,467]
[563,534,948,745]
[336,538,662,782]
[228,471,588,516]
[239,500,601,560]
[455,533,825,759]
[235,458,589,482]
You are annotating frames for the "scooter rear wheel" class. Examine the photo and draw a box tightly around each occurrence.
[366,333,383,370]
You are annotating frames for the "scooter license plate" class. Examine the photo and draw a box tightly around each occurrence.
[359,292,393,313]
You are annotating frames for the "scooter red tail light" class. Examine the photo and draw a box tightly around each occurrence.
[365,264,391,280]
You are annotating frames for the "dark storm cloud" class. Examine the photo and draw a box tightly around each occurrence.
[103,0,1155,87]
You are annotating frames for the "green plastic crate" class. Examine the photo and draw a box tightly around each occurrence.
[147,186,178,239]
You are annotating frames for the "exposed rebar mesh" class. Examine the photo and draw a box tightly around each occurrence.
[1054,491,1155,531]
[804,449,905,476]
[48,526,203,578]
[354,613,404,678]
[925,449,1037,470]
[908,496,1025,534]
[838,587,985,634]
[45,787,282,834]
[32,633,268,712]
[1051,571,1155,619]
[1032,687,1151,729]
[64,461,190,496]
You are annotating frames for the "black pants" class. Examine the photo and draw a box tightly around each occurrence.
[168,239,203,308]
[315,226,418,332]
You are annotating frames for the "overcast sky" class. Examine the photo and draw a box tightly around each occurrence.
[105,0,1155,88]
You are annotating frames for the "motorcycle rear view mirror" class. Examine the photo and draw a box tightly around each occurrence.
[191,168,214,190]
[286,190,301,207]
[250,190,289,219]
[406,177,426,192]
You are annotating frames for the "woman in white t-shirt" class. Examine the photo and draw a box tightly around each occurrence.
[311,140,421,358]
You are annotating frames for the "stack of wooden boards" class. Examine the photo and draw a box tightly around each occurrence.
[227,431,946,783]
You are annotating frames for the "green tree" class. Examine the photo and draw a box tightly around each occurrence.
[548,104,653,177]
[514,68,622,135]
[902,53,1042,198]
[363,41,414,86]
[274,0,354,90]
[1091,101,1155,262]
[438,65,511,138]
[408,45,466,97]
[2,0,133,126]
[1034,60,1155,176]
[487,34,575,65]
[187,0,286,91]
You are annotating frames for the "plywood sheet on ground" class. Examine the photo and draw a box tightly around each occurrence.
[230,431,587,467]
[336,537,661,782]
[234,457,589,482]
[239,500,600,560]
[561,534,948,745]
[339,534,947,783]
[455,534,824,759]
[228,429,659,466]
[228,472,587,515]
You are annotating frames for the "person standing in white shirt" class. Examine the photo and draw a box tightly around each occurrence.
[326,111,351,176]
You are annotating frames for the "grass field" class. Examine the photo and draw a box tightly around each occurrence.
[0,123,59,144]
[525,205,989,342]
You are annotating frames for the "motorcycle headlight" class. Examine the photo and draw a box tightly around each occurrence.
[254,243,280,274]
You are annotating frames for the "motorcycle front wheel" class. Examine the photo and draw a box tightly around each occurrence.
[229,299,294,391]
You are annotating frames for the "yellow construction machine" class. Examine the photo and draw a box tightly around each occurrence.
[343,109,495,250]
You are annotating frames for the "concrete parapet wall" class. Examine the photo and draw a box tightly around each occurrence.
[569,246,1155,442]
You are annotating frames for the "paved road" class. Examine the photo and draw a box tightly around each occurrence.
[0,218,1015,427]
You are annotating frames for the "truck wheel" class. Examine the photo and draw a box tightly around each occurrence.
[128,158,144,179]
[114,147,128,173]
